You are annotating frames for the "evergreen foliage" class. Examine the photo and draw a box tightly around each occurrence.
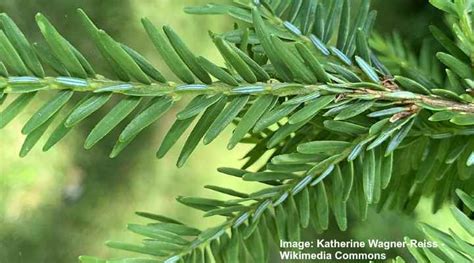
[0,0,473,262]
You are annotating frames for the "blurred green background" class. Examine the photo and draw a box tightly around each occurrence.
[0,0,469,262]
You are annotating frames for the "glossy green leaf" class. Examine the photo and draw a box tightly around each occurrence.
[98,31,150,84]
[204,185,248,198]
[76,9,129,80]
[245,227,264,262]
[445,139,467,164]
[343,0,370,55]
[65,93,112,127]
[252,9,292,81]
[243,171,298,181]
[78,256,106,263]
[295,187,310,228]
[198,56,239,86]
[232,212,249,229]
[0,62,7,77]
[217,168,248,180]
[368,118,412,150]
[283,92,321,105]
[429,0,456,13]
[385,119,415,155]
[436,52,472,79]
[228,44,270,81]
[336,0,350,50]
[289,95,335,124]
[222,231,238,263]
[421,248,444,263]
[135,212,184,225]
[84,97,141,149]
[363,149,376,203]
[355,56,378,82]
[119,97,173,142]
[183,3,231,15]
[270,35,316,83]
[127,224,188,245]
[373,147,383,203]
[0,30,28,75]
[450,206,474,236]
[228,95,275,149]
[331,47,352,65]
[67,41,95,77]
[429,111,457,122]
[0,14,44,77]
[342,162,354,202]
[395,74,434,94]
[455,189,474,211]
[142,18,194,83]
[36,13,87,78]
[466,152,473,167]
[329,63,361,82]
[421,224,470,262]
[22,90,73,134]
[309,158,337,180]
[106,241,166,257]
[285,195,301,241]
[430,25,469,63]
[334,100,374,120]
[177,95,223,120]
[287,168,311,192]
[121,45,166,82]
[300,0,317,34]
[20,111,58,157]
[109,132,136,158]
[449,230,474,260]
[214,37,257,83]
[313,2,325,40]
[315,181,329,230]
[142,240,182,253]
[330,166,347,231]
[323,0,344,42]
[177,97,226,167]
[163,25,211,84]
[267,121,307,148]
[356,28,371,62]
[450,114,474,125]
[204,95,249,144]
[295,43,330,82]
[33,42,69,76]
[323,120,368,135]
[0,92,36,128]
[445,69,465,94]
[204,206,246,217]
[352,161,368,220]
[43,94,92,151]
[432,89,462,101]
[298,140,350,154]
[367,107,407,118]
[253,103,299,132]
[348,139,369,161]
[381,153,393,189]
[177,196,224,211]
[403,237,429,263]
[146,223,201,236]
